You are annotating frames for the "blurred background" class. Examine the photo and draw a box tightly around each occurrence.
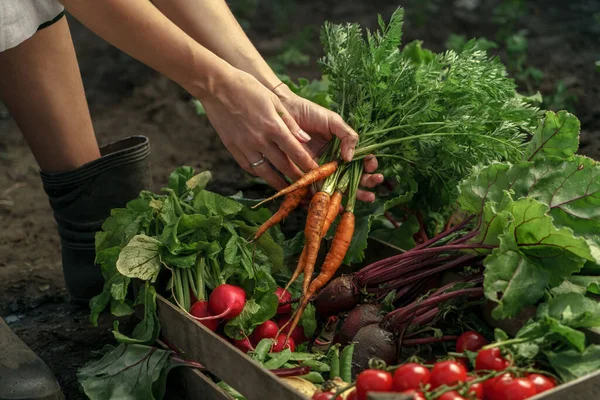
[0,0,599,397]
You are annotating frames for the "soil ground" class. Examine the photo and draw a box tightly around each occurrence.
[0,0,598,398]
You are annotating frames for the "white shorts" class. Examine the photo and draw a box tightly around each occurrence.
[0,0,65,52]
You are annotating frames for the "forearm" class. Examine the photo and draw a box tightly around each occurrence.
[150,0,281,90]
[59,0,235,99]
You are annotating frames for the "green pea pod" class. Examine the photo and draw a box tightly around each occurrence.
[264,349,292,370]
[252,339,273,364]
[340,344,354,383]
[301,359,331,373]
[329,347,340,379]
[289,352,320,361]
[299,371,325,384]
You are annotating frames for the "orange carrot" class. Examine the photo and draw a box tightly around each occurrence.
[283,247,306,293]
[301,191,331,294]
[252,161,338,208]
[254,186,309,240]
[320,190,343,237]
[284,211,355,344]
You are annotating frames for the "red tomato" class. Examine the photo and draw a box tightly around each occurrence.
[312,392,335,400]
[475,348,510,371]
[398,390,426,400]
[438,391,465,400]
[456,331,489,353]
[392,363,430,392]
[272,334,295,352]
[430,361,468,389]
[466,376,484,399]
[483,373,514,400]
[355,369,394,400]
[526,374,556,394]
[493,377,537,400]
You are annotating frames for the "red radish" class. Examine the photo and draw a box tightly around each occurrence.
[272,334,295,352]
[277,315,307,344]
[208,284,246,320]
[252,320,278,343]
[275,287,292,314]
[189,301,219,332]
[232,337,254,353]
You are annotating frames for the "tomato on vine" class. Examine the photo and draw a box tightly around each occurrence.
[475,347,509,371]
[392,363,430,392]
[430,360,468,389]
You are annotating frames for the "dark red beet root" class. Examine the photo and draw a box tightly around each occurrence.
[351,323,397,376]
[334,304,383,345]
[314,275,360,317]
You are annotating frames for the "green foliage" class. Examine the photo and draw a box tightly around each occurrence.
[90,167,286,344]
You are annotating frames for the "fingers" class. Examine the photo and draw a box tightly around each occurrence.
[356,189,376,203]
[279,110,312,144]
[245,150,289,191]
[261,142,305,182]
[360,173,384,188]
[363,154,378,173]
[328,112,359,162]
[272,116,319,173]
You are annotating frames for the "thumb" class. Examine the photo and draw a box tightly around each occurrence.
[329,112,359,162]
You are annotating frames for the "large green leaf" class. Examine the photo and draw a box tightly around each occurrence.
[538,292,600,329]
[483,197,592,319]
[546,345,600,382]
[116,234,162,282]
[112,283,160,345]
[167,166,195,196]
[77,343,176,400]
[193,190,243,217]
[524,110,580,161]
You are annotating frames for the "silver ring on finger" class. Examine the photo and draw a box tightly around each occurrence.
[250,155,267,168]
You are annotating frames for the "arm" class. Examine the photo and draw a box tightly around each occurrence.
[149,0,280,90]
[58,0,321,189]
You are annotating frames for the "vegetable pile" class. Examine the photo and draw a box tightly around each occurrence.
[78,6,600,400]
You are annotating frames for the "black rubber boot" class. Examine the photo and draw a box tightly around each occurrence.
[40,136,152,303]
[0,317,63,400]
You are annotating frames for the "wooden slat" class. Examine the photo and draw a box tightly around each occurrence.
[156,294,309,400]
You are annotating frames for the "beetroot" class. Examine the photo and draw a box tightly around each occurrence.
[209,284,246,320]
[189,301,220,332]
[334,304,383,345]
[275,287,292,314]
[351,323,397,376]
[314,275,360,317]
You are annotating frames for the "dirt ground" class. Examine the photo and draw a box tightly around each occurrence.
[0,0,598,398]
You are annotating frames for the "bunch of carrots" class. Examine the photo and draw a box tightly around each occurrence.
[252,141,363,345]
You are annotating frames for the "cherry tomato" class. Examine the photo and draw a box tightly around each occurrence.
[272,334,295,352]
[475,347,509,371]
[456,331,489,353]
[312,392,334,400]
[355,369,394,400]
[493,377,537,400]
[392,363,430,392]
[398,390,426,400]
[438,391,465,400]
[526,374,556,394]
[483,373,513,400]
[430,360,468,389]
[466,376,484,399]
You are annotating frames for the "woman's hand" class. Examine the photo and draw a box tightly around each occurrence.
[274,85,384,203]
[198,70,320,190]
